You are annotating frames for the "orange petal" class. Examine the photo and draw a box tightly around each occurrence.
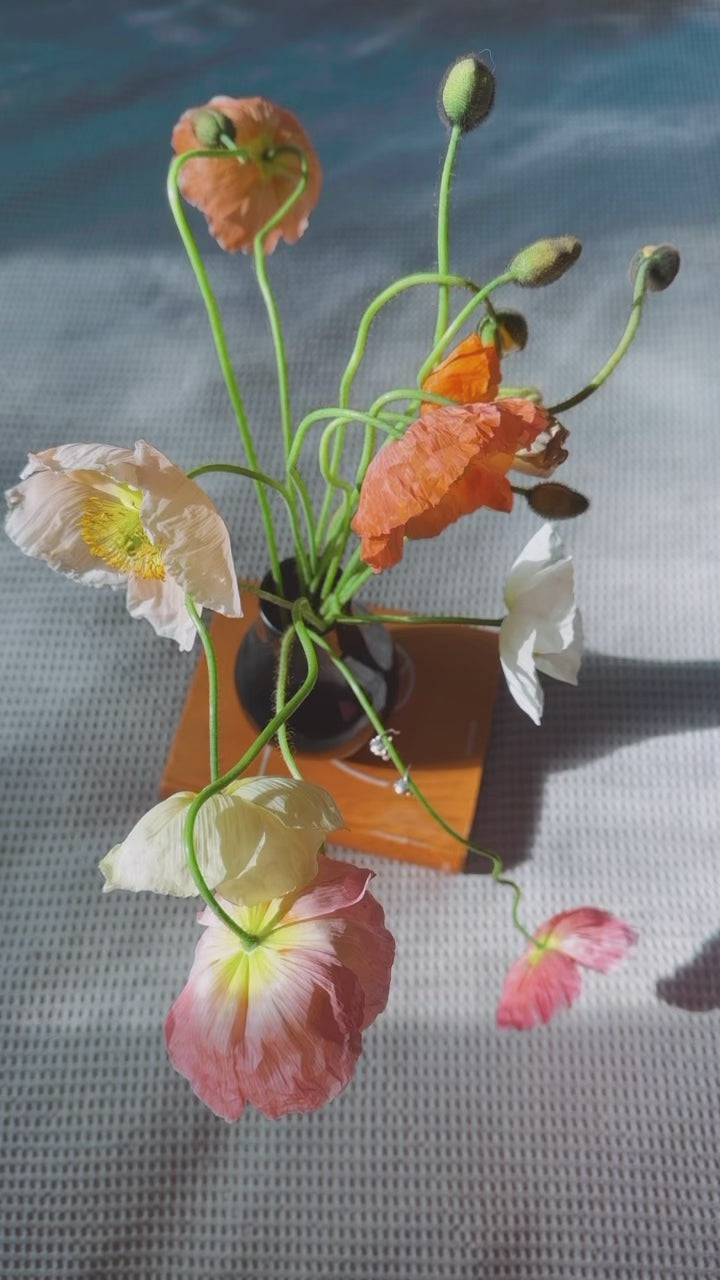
[421,333,501,407]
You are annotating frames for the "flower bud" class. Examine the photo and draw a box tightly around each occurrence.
[629,243,680,293]
[495,310,529,353]
[525,482,589,520]
[438,55,495,133]
[509,236,582,288]
[192,107,236,147]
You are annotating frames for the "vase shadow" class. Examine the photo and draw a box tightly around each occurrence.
[465,651,720,873]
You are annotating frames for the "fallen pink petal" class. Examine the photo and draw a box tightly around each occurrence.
[497,908,638,1030]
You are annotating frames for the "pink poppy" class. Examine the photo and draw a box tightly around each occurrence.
[497,907,637,1030]
[171,95,322,254]
[164,855,395,1120]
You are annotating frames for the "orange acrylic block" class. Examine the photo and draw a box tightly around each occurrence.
[160,595,500,873]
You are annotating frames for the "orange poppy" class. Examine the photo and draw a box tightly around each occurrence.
[352,398,549,572]
[421,332,501,407]
[171,96,322,254]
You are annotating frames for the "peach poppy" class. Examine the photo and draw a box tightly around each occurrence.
[352,398,549,572]
[421,332,501,407]
[4,440,241,650]
[496,908,637,1030]
[171,95,322,254]
[164,855,395,1120]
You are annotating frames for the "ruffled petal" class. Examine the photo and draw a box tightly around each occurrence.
[5,468,125,586]
[496,948,581,1029]
[125,574,197,651]
[100,792,240,896]
[421,333,501,405]
[498,611,544,725]
[542,908,638,972]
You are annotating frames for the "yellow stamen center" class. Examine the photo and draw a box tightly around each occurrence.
[79,485,165,579]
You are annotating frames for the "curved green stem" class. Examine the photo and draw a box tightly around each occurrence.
[418,271,514,384]
[185,597,219,783]
[313,634,533,942]
[182,615,319,946]
[333,609,503,628]
[167,149,283,588]
[434,123,463,344]
[546,260,650,415]
[275,622,304,779]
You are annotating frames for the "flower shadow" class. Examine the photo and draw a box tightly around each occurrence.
[466,650,720,872]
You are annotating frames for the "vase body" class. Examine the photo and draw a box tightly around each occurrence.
[234,558,398,758]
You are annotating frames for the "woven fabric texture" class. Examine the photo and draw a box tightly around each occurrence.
[2,3,719,1277]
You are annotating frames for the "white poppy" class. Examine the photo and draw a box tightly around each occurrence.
[499,523,582,725]
[4,440,241,649]
[99,776,344,907]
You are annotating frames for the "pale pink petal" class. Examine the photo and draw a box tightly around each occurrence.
[133,440,241,618]
[332,883,395,1028]
[5,468,124,586]
[125,574,197,651]
[281,855,375,925]
[21,443,139,484]
[496,949,581,1029]
[542,908,638,972]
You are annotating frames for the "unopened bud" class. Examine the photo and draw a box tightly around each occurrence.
[525,482,589,520]
[438,54,495,133]
[192,108,236,147]
[481,308,527,353]
[509,236,582,288]
[629,243,681,293]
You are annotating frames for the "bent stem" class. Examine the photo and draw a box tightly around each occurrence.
[433,123,463,345]
[185,597,219,783]
[418,270,514,383]
[314,634,533,942]
[274,609,319,779]
[187,461,309,580]
[546,259,650,415]
[183,617,319,947]
[167,149,283,589]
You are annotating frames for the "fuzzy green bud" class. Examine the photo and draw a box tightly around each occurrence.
[192,108,236,147]
[509,236,582,288]
[629,243,681,293]
[438,54,495,133]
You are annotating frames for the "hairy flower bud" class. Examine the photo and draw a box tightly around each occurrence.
[524,482,589,520]
[191,107,236,147]
[629,243,681,293]
[509,236,582,288]
[438,54,495,133]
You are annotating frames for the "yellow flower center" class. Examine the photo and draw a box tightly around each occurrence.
[79,484,165,579]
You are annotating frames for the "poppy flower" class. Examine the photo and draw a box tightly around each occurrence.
[100,776,344,907]
[352,398,548,572]
[499,522,582,724]
[171,95,322,254]
[421,332,501,407]
[4,440,241,650]
[497,907,637,1029]
[164,855,395,1120]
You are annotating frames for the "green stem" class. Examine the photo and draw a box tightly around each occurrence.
[167,149,283,589]
[313,634,533,942]
[182,616,319,946]
[275,623,303,779]
[333,609,503,628]
[546,260,650,415]
[418,271,514,385]
[185,597,219,783]
[433,123,463,345]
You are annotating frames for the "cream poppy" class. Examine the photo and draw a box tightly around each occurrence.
[4,440,241,650]
[99,776,344,907]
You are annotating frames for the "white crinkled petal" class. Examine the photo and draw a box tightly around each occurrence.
[125,574,197,650]
[99,792,234,896]
[134,440,241,620]
[499,613,544,725]
[535,608,583,685]
[5,469,125,585]
[503,523,568,607]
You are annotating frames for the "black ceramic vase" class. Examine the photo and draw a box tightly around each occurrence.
[234,558,398,758]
